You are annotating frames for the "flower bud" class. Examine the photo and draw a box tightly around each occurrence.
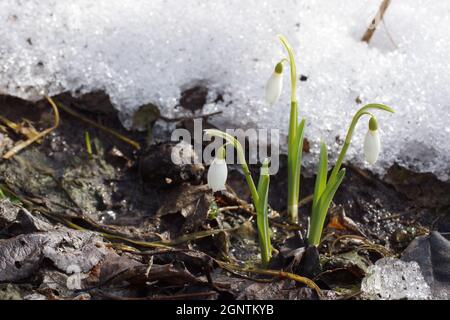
[207,146,228,192]
[265,62,283,106]
[364,117,380,165]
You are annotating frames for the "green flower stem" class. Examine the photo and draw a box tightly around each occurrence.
[237,144,260,208]
[279,35,302,223]
[287,101,298,221]
[278,35,297,102]
[328,104,394,184]
[205,129,272,266]
[308,103,394,246]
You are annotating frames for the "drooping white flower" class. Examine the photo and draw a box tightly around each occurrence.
[364,117,381,165]
[207,148,228,192]
[265,63,283,106]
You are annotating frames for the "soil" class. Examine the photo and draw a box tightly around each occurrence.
[0,91,449,300]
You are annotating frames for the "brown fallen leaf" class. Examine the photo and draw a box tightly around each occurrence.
[327,206,367,237]
[156,184,210,218]
[0,230,107,282]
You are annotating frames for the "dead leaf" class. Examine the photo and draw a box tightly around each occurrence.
[0,230,107,282]
[385,164,450,209]
[156,184,210,217]
[402,231,450,299]
[327,206,367,237]
[1,202,56,236]
[233,279,319,300]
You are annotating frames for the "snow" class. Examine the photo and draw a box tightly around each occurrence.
[1,0,449,179]
[361,257,432,300]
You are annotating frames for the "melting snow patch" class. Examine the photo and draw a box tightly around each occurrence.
[0,0,449,178]
[361,257,432,300]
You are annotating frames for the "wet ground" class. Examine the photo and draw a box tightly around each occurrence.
[0,92,449,300]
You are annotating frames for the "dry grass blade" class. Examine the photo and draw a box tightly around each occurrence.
[94,290,218,300]
[215,260,324,299]
[361,0,391,43]
[299,194,314,207]
[55,100,141,150]
[39,207,235,249]
[329,234,366,255]
[2,96,60,159]
[99,227,234,248]
[0,115,41,141]
[329,234,392,257]
[219,190,303,231]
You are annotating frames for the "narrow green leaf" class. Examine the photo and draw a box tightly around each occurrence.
[308,169,346,246]
[293,118,306,198]
[256,160,272,265]
[312,142,328,213]
[318,169,346,216]
[85,131,94,160]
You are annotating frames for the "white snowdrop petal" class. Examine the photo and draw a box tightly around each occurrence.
[265,72,283,106]
[207,158,228,192]
[364,130,381,165]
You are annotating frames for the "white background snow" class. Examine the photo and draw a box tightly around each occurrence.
[0,0,449,179]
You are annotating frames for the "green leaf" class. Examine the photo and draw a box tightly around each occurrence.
[256,160,272,265]
[308,169,346,246]
[293,119,306,197]
[312,142,328,213]
[318,169,346,217]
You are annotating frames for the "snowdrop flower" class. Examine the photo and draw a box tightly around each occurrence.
[364,117,381,165]
[265,62,283,106]
[207,146,228,192]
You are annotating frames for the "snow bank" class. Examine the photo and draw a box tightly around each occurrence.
[0,0,449,179]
